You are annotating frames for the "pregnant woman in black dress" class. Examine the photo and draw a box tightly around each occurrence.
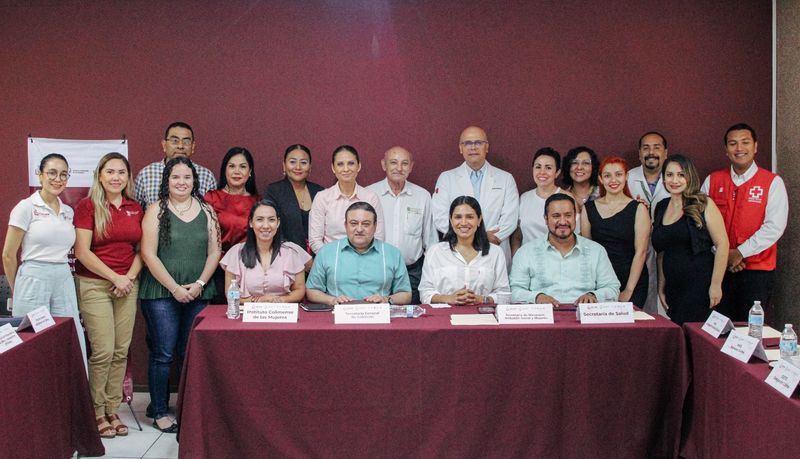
[651,155,728,324]
[581,157,650,307]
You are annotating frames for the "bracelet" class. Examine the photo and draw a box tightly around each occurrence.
[170,285,181,294]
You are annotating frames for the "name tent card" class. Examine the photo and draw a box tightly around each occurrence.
[0,323,23,354]
[496,304,554,324]
[721,331,768,363]
[702,310,735,338]
[765,359,800,398]
[334,304,390,324]
[16,306,56,333]
[577,302,634,324]
[243,303,298,323]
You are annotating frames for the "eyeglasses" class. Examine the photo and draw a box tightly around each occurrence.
[166,137,193,146]
[571,160,592,168]
[43,169,70,181]
[460,140,488,148]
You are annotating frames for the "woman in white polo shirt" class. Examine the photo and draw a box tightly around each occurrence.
[2,153,86,365]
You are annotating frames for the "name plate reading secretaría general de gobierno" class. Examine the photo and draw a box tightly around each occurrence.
[334,304,390,324]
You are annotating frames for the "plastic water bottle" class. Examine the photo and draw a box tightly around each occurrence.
[779,324,798,360]
[227,279,241,320]
[747,300,764,341]
[390,305,426,319]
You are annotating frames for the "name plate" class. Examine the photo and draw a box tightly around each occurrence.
[702,310,734,338]
[0,323,23,354]
[334,304,390,324]
[242,303,298,323]
[577,302,634,324]
[496,304,553,324]
[765,359,800,398]
[16,306,56,333]
[721,331,768,363]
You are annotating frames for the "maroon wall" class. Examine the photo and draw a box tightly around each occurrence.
[0,0,771,213]
[0,0,772,389]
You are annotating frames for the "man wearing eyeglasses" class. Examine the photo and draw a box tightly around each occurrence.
[431,126,519,271]
[133,121,217,209]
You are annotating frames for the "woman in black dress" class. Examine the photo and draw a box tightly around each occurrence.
[264,144,324,260]
[651,155,728,324]
[580,157,650,307]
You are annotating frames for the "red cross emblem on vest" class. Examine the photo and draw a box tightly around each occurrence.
[748,185,764,203]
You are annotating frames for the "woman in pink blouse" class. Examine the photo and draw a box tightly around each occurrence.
[220,199,310,302]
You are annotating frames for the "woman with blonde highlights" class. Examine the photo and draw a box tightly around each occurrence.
[651,155,729,324]
[74,152,143,438]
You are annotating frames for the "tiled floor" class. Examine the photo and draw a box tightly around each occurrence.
[78,392,179,459]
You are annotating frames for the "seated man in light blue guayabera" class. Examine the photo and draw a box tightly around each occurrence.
[510,193,620,307]
[306,202,411,306]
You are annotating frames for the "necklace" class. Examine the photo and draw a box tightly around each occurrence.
[170,198,192,216]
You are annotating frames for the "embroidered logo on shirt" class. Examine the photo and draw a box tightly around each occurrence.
[126,210,140,217]
[32,209,50,218]
[747,186,764,203]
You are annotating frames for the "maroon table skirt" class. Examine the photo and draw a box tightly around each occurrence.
[680,323,800,457]
[177,306,687,458]
[0,317,104,458]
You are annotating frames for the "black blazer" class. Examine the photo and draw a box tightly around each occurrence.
[265,177,325,249]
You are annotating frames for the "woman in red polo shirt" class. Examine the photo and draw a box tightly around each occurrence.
[74,152,143,439]
[204,147,258,302]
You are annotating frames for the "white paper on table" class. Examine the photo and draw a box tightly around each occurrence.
[450,314,498,326]
[765,349,781,362]
[734,326,781,339]
[428,303,452,309]
[633,311,655,321]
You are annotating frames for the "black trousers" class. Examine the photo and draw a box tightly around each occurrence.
[406,256,424,305]
[716,269,775,322]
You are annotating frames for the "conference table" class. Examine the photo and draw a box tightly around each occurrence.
[177,305,688,458]
[680,323,800,457]
[0,317,104,458]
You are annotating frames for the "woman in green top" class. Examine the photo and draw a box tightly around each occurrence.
[139,156,221,433]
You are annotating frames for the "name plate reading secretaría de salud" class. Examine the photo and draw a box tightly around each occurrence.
[243,303,299,323]
[577,302,634,324]
[495,304,554,324]
[334,304,390,324]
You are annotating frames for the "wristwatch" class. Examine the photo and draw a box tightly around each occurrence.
[195,279,206,289]
[386,295,394,305]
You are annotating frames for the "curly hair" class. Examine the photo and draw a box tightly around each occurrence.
[157,157,221,250]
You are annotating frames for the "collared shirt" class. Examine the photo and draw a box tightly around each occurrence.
[367,178,438,265]
[469,163,487,201]
[418,241,511,304]
[134,159,217,209]
[701,162,788,258]
[307,183,385,254]
[510,234,620,303]
[73,196,143,278]
[627,165,670,219]
[9,191,75,263]
[220,241,310,298]
[306,238,410,299]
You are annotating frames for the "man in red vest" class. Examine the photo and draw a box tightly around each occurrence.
[701,123,788,322]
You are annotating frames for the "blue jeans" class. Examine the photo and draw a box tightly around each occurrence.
[140,297,207,419]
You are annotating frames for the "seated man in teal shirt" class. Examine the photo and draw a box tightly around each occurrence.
[306,202,412,306]
[510,193,620,306]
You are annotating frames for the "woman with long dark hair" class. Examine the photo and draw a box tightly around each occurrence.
[74,152,143,438]
[139,156,220,432]
[204,147,258,301]
[419,196,510,305]
[265,144,324,254]
[652,155,728,324]
[220,199,310,302]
